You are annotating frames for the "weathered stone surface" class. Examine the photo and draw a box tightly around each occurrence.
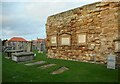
[25,61,46,66]
[51,66,69,74]
[46,2,119,65]
[39,64,56,69]
[12,52,34,62]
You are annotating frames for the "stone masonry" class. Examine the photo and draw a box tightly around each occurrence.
[46,2,120,64]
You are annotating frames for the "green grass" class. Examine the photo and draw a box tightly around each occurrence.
[2,51,119,82]
[0,52,2,83]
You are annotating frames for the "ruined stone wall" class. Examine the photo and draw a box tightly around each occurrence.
[46,2,120,64]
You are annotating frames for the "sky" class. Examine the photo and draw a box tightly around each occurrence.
[1,0,103,40]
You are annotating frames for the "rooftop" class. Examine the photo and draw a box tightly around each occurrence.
[7,37,28,42]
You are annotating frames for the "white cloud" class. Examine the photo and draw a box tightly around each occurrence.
[2,1,104,40]
[2,1,103,23]
[24,1,101,22]
[1,0,102,2]
[25,2,68,18]
[2,0,120,2]
[2,27,15,36]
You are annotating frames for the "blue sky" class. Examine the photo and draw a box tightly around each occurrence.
[1,0,101,40]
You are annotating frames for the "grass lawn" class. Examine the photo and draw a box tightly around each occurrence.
[2,51,119,82]
[0,52,2,83]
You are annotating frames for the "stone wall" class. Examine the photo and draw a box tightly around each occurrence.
[6,41,29,52]
[46,2,120,64]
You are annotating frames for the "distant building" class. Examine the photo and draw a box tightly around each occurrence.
[6,37,28,51]
[32,38,46,52]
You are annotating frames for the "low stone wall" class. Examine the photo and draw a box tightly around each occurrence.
[46,2,120,64]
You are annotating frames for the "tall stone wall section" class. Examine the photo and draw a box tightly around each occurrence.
[46,2,120,64]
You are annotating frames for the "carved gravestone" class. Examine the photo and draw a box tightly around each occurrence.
[61,37,70,45]
[51,36,56,44]
[107,54,116,69]
[50,36,57,46]
[60,34,70,46]
[78,34,86,43]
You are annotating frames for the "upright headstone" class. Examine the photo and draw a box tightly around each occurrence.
[107,54,116,69]
[27,42,31,52]
[23,42,27,52]
[15,42,19,50]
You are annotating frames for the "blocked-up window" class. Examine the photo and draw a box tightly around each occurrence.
[61,37,70,45]
[51,36,57,44]
[78,34,86,43]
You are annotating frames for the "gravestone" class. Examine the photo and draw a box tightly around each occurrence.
[12,52,34,62]
[61,37,70,45]
[51,36,56,44]
[51,66,69,74]
[107,54,116,69]
[25,61,46,66]
[78,34,86,43]
[27,42,31,52]
[15,42,19,50]
[39,64,56,69]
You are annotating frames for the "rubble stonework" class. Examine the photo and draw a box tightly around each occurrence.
[46,2,120,64]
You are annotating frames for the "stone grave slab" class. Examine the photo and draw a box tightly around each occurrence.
[25,61,46,66]
[51,66,69,75]
[12,52,34,62]
[39,64,56,69]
